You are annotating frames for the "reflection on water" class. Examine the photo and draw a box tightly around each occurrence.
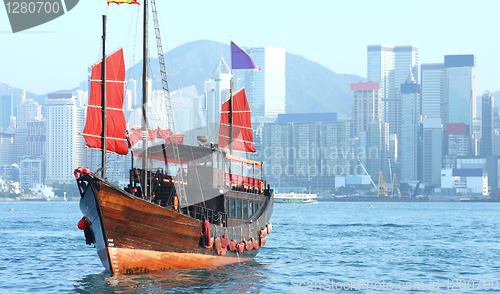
[74,260,268,293]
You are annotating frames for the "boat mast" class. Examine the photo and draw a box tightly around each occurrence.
[229,38,233,156]
[101,15,107,179]
[141,0,149,199]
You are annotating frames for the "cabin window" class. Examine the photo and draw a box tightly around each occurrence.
[254,165,262,180]
[249,202,253,216]
[236,200,242,219]
[230,199,236,218]
[225,198,229,214]
[243,201,248,219]
[232,160,242,176]
[255,202,259,212]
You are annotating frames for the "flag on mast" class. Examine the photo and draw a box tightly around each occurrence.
[108,0,140,5]
[231,41,260,71]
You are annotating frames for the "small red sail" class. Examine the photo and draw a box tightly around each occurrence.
[82,48,128,155]
[218,88,256,153]
[127,127,184,148]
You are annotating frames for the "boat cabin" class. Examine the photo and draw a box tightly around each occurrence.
[127,143,271,227]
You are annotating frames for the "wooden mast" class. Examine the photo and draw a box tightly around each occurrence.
[101,15,107,179]
[141,0,149,199]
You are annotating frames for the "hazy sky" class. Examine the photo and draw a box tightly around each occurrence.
[1,0,499,96]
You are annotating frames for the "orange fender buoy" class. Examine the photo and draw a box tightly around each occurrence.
[252,238,259,250]
[245,239,253,251]
[203,220,211,248]
[220,235,229,249]
[260,228,267,238]
[229,240,237,252]
[236,242,245,253]
[215,237,227,255]
[260,234,267,247]
[267,222,272,234]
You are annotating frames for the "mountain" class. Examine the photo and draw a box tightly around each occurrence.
[0,82,46,105]
[126,40,364,120]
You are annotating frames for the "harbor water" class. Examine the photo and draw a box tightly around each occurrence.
[1,201,499,293]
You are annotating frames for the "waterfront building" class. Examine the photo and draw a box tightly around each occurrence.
[19,157,44,188]
[44,94,78,185]
[445,123,468,168]
[262,113,347,192]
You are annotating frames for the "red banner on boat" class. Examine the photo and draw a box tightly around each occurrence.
[218,88,256,153]
[127,127,184,148]
[82,48,129,155]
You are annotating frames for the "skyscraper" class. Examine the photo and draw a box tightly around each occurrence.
[421,63,448,123]
[481,91,494,156]
[400,70,420,182]
[366,121,389,183]
[245,47,286,118]
[350,82,381,138]
[205,56,231,142]
[16,99,42,128]
[421,118,442,186]
[367,45,418,140]
[44,94,78,185]
[445,55,476,127]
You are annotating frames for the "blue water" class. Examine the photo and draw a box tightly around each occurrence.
[1,201,499,293]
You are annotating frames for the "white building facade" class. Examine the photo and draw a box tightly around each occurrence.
[245,47,286,118]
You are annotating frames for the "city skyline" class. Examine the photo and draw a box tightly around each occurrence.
[0,0,499,97]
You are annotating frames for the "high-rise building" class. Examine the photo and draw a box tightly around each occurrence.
[205,57,231,142]
[367,45,418,141]
[350,82,381,138]
[400,71,420,182]
[0,132,15,165]
[19,157,44,188]
[245,47,286,118]
[16,99,42,128]
[27,120,45,156]
[0,89,25,131]
[421,63,448,123]
[128,79,137,109]
[421,118,442,186]
[0,94,14,131]
[445,55,476,127]
[481,91,494,156]
[44,94,78,185]
[366,121,389,183]
[445,123,468,168]
[261,113,346,191]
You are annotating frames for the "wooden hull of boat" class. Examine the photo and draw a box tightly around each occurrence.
[79,177,272,274]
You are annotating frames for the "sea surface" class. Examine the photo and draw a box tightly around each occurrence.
[1,201,499,293]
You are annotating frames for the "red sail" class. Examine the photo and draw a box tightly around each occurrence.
[82,48,128,155]
[218,88,256,153]
[127,127,184,148]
